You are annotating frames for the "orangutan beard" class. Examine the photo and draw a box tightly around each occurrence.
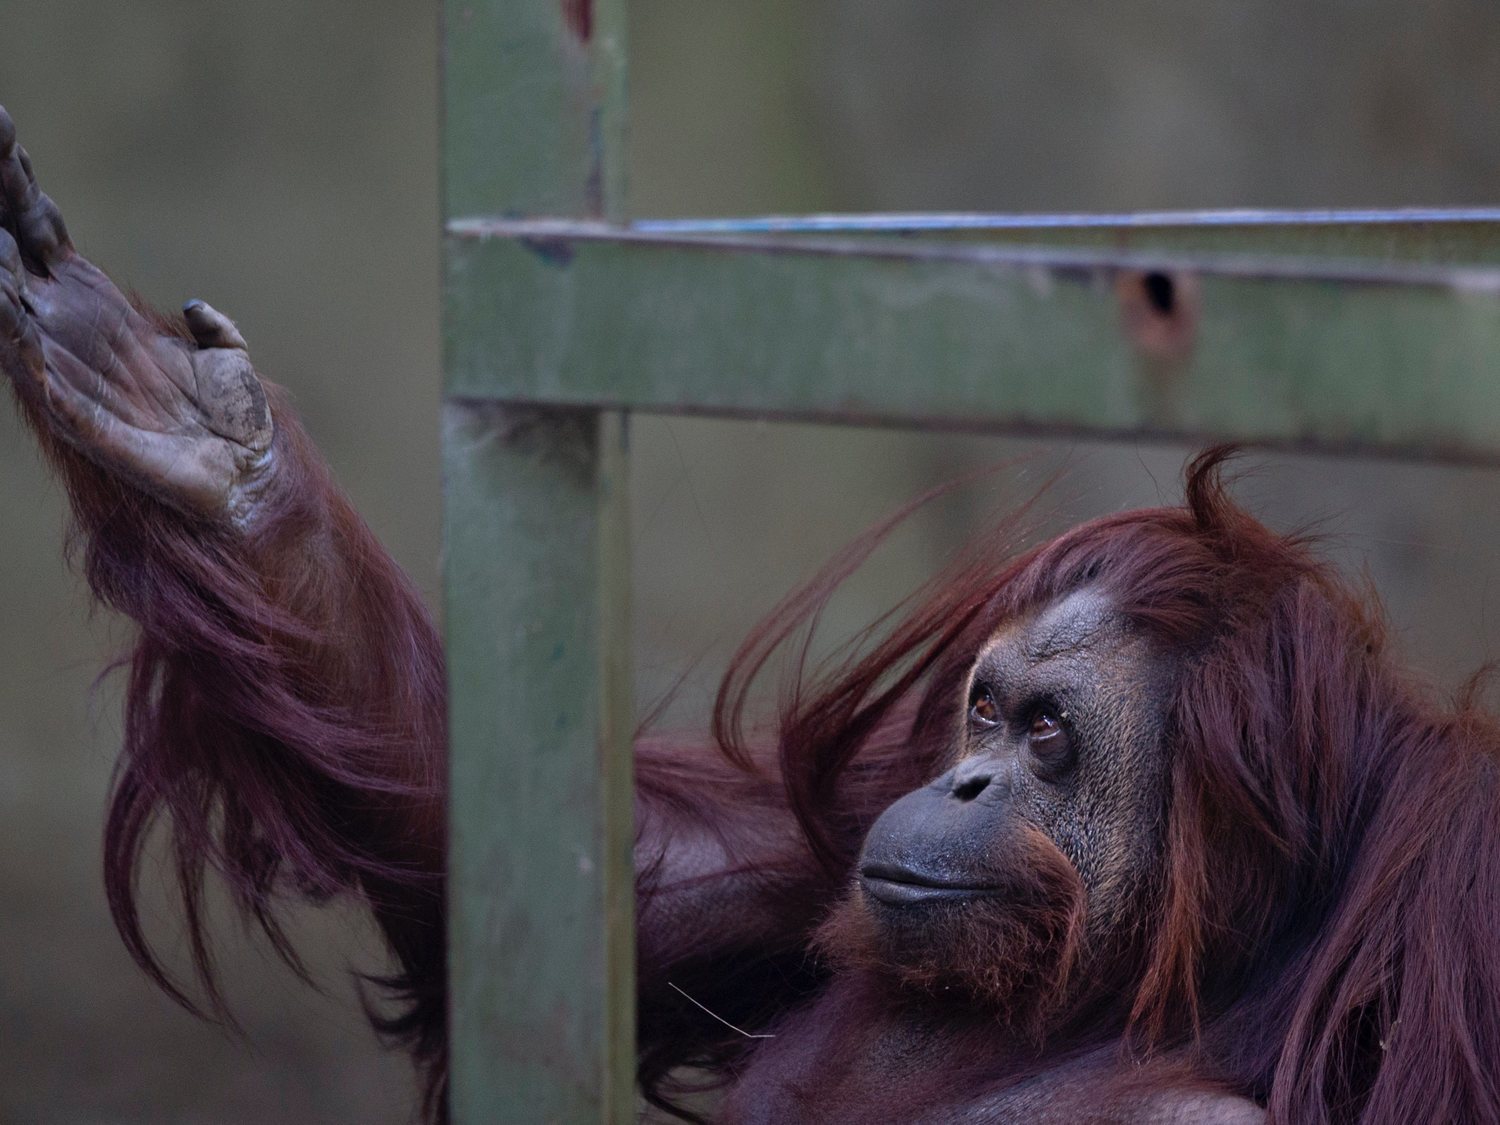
[814,825,1087,1040]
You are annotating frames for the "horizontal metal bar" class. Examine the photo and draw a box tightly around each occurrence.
[627,210,1500,268]
[444,223,1500,463]
[449,217,1500,289]
[632,208,1500,233]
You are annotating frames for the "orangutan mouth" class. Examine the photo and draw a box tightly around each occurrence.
[859,864,1003,906]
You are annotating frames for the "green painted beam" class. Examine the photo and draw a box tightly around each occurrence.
[442,0,634,1120]
[445,221,1500,462]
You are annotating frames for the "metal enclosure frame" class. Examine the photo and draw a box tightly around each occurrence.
[441,3,1500,1119]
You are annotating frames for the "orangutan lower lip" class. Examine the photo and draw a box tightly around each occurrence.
[858,865,1000,906]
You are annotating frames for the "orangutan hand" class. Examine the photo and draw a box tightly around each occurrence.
[0,105,274,523]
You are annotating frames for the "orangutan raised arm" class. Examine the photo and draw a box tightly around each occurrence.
[0,105,449,1108]
[0,106,827,1122]
[11,105,1499,1125]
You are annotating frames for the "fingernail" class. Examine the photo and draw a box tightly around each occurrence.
[183,299,205,313]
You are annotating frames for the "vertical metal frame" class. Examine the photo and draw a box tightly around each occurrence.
[443,0,634,1119]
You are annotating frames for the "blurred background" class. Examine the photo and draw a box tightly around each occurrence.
[3,2,1500,1120]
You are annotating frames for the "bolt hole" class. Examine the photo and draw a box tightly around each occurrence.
[1142,271,1176,316]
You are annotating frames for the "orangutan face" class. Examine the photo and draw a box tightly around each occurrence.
[825,590,1177,1018]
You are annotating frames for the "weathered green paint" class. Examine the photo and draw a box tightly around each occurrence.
[442,0,633,1119]
[443,404,635,1123]
[445,226,1500,461]
[595,409,636,1115]
[953,220,1500,266]
[443,0,626,220]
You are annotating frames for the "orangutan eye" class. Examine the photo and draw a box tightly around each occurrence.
[1025,706,1074,775]
[969,683,1000,726]
[1028,710,1063,741]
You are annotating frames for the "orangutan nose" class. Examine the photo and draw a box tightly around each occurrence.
[949,755,1006,802]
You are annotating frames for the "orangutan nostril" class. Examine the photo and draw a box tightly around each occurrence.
[952,774,991,802]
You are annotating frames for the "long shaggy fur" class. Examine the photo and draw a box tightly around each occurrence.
[11,307,448,1117]
[640,447,1500,1123]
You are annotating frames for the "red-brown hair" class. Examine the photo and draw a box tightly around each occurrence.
[11,310,448,1117]
[672,448,1500,1122]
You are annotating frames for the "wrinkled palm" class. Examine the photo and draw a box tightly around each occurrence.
[0,106,273,521]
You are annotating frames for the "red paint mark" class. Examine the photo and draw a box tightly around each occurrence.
[562,0,593,42]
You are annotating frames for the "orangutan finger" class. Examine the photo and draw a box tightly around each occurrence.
[0,106,74,273]
[0,271,46,390]
[0,223,23,281]
[29,336,121,443]
[183,299,248,352]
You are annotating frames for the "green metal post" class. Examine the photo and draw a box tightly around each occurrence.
[442,0,634,1120]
